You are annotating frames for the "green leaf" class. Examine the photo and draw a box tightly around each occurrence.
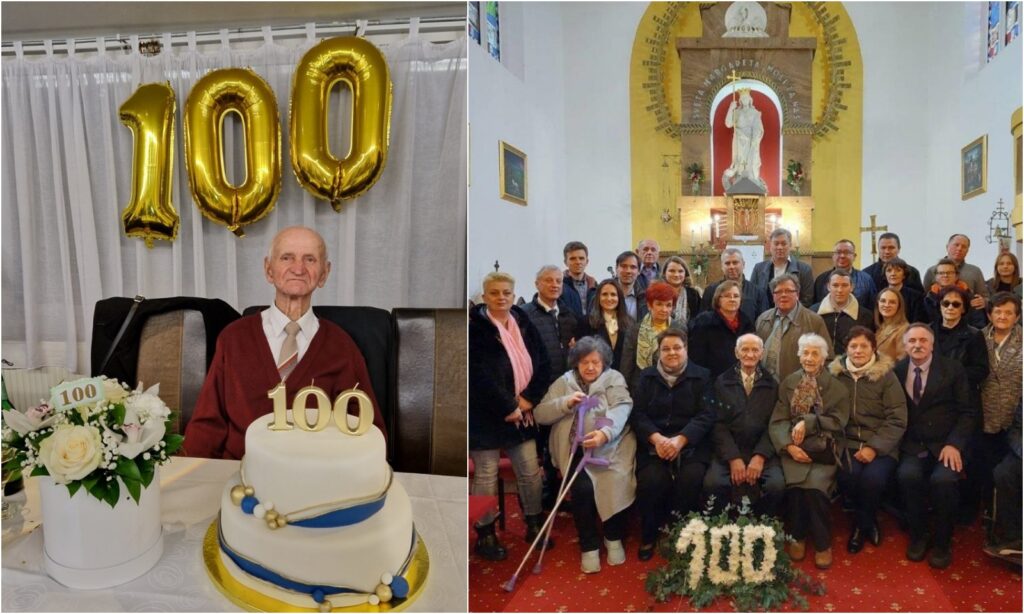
[102,478,120,508]
[30,465,48,477]
[123,475,141,503]
[115,457,142,483]
[66,481,82,498]
[110,403,126,428]
[138,458,156,488]
[81,475,99,492]
[163,434,184,456]
[86,478,108,503]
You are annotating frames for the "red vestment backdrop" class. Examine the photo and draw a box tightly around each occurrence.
[712,91,781,196]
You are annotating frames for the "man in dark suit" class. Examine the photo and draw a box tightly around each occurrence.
[862,232,924,293]
[701,248,769,323]
[894,323,975,569]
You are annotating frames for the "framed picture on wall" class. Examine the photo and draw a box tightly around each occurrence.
[499,141,527,205]
[961,134,988,200]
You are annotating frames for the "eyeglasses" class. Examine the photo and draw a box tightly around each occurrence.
[940,301,963,308]
[772,289,797,295]
[936,270,956,276]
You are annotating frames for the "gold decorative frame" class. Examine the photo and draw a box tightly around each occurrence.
[498,140,527,206]
[961,134,988,200]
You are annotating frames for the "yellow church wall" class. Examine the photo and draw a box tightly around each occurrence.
[630,2,865,264]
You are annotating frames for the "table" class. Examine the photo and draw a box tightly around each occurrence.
[2,457,468,612]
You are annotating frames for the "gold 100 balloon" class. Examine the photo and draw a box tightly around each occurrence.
[117,36,393,247]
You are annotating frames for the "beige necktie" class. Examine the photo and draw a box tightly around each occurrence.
[743,373,754,396]
[277,321,301,380]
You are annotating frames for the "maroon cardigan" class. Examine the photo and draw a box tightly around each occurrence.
[183,314,385,460]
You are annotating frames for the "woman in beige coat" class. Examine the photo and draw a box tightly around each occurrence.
[535,336,637,574]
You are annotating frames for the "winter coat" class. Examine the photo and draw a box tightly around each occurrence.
[754,304,833,382]
[875,321,909,363]
[828,354,908,460]
[769,369,850,494]
[701,277,770,324]
[619,316,686,390]
[931,319,990,395]
[751,258,815,307]
[811,296,875,355]
[468,304,550,450]
[561,271,597,319]
[630,362,716,465]
[709,365,779,463]
[534,369,636,520]
[864,260,924,294]
[520,294,578,386]
[687,309,756,379]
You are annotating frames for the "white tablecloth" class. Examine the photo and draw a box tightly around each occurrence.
[1,457,468,612]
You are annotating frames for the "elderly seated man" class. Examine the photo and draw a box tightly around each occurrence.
[184,226,386,459]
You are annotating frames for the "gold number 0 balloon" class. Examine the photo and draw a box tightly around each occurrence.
[184,68,281,237]
[119,82,179,247]
[290,36,393,211]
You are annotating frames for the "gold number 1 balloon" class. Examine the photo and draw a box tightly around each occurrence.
[119,82,179,247]
[290,36,393,211]
[184,68,281,237]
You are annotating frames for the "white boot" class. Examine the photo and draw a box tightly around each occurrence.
[605,539,626,566]
[581,549,601,573]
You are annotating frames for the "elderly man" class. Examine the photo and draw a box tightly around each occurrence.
[812,239,877,308]
[184,226,385,459]
[702,248,770,323]
[562,241,597,318]
[751,228,815,307]
[615,250,647,321]
[704,334,784,516]
[811,270,874,355]
[923,234,990,302]
[755,275,832,381]
[894,323,974,569]
[863,232,924,293]
[636,239,661,289]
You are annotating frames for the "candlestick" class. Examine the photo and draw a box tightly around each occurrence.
[690,229,695,250]
[795,229,800,248]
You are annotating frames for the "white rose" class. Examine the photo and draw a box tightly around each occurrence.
[124,389,170,423]
[38,424,103,483]
[102,378,130,403]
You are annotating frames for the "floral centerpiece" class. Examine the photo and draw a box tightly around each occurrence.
[686,162,706,195]
[2,377,182,507]
[786,159,805,194]
[646,497,825,611]
[1,376,181,588]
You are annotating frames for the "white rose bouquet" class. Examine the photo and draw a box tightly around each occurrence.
[1,377,182,507]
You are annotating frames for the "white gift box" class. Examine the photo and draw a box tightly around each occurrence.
[37,469,163,589]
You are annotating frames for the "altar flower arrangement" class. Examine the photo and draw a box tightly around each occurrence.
[646,497,825,611]
[786,159,805,194]
[686,162,706,194]
[1,377,183,508]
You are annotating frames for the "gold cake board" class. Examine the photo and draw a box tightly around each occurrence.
[202,520,429,612]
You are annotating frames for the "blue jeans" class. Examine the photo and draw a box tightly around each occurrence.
[837,454,897,532]
[470,440,543,524]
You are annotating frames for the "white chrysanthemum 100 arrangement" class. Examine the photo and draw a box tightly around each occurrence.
[1,376,183,507]
[647,497,825,611]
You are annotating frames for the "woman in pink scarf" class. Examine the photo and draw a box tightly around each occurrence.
[469,272,554,561]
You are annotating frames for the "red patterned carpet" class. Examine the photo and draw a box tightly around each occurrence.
[469,496,1022,612]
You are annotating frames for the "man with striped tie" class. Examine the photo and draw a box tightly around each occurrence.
[184,226,385,459]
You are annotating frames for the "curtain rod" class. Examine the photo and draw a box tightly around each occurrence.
[1,16,466,56]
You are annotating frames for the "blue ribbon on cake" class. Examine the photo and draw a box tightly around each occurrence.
[239,492,387,528]
[217,521,417,604]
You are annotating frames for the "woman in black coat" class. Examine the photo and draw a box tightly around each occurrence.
[884,258,926,323]
[469,272,552,560]
[704,333,783,516]
[688,280,756,379]
[574,278,636,372]
[930,286,990,395]
[661,255,703,326]
[630,328,716,560]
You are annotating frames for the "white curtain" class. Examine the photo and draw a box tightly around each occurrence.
[1,27,467,372]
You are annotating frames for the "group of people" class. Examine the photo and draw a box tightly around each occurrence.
[468,229,1022,575]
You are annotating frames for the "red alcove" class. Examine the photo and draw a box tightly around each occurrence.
[711,90,781,196]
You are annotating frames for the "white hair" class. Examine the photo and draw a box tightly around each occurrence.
[797,333,829,356]
[535,264,561,280]
[735,333,764,350]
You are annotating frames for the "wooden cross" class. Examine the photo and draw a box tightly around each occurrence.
[493,260,500,272]
[859,214,889,260]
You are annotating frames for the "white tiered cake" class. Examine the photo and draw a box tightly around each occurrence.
[212,414,420,610]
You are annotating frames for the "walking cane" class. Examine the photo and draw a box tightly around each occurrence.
[503,396,610,591]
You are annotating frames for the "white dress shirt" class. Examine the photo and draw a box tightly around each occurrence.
[262,304,320,365]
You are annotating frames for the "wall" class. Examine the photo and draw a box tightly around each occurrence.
[842,2,1021,273]
[467,2,570,299]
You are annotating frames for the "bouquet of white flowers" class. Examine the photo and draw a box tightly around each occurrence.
[1,376,182,507]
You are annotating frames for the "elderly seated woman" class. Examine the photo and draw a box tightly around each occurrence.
[631,328,716,561]
[704,333,784,516]
[535,336,636,574]
[769,332,850,570]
